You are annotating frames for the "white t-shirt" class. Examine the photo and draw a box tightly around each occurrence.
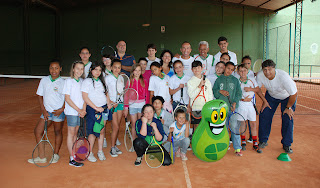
[105,74,118,102]
[84,61,92,78]
[207,73,220,89]
[256,69,297,100]
[169,74,191,104]
[148,74,171,102]
[36,76,65,113]
[193,54,214,75]
[63,78,84,116]
[169,122,187,141]
[172,56,194,77]
[238,78,258,106]
[213,50,237,70]
[233,70,255,80]
[146,57,161,70]
[81,78,107,107]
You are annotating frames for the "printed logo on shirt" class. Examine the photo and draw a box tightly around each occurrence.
[95,114,101,120]
[229,83,235,90]
[166,82,169,86]
[220,83,224,90]
[54,87,58,92]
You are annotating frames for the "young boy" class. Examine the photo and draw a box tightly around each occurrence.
[213,36,237,67]
[28,60,65,164]
[79,47,92,78]
[172,41,195,77]
[169,109,190,160]
[169,60,191,111]
[146,44,161,70]
[234,56,255,80]
[207,61,226,90]
[213,61,242,156]
[187,61,213,132]
[237,64,262,153]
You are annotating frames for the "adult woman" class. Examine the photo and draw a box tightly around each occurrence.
[159,50,174,77]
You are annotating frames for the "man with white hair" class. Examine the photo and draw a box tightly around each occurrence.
[193,41,214,75]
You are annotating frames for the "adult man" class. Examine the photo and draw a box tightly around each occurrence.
[256,59,297,154]
[172,41,194,77]
[115,40,136,76]
[213,36,237,67]
[193,41,214,75]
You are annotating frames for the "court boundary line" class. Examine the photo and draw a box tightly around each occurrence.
[182,160,192,188]
[298,95,320,102]
[296,104,320,113]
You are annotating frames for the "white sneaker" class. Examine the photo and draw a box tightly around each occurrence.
[28,157,47,164]
[116,138,121,146]
[176,148,181,158]
[129,147,135,152]
[110,147,118,157]
[181,152,188,161]
[97,151,106,161]
[87,152,97,162]
[51,154,59,163]
[103,138,107,148]
[115,146,122,154]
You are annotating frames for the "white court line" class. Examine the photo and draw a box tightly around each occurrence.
[297,104,320,113]
[182,160,192,188]
[298,95,320,102]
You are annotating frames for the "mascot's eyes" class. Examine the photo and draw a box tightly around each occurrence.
[211,111,218,123]
[220,107,226,121]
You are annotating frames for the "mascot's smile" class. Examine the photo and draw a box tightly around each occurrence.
[208,121,225,135]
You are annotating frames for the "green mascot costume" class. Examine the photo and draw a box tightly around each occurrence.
[191,99,229,162]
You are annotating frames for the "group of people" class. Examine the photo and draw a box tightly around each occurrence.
[28,37,298,168]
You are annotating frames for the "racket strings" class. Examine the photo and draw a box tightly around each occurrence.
[228,113,248,135]
[72,138,90,162]
[32,141,54,167]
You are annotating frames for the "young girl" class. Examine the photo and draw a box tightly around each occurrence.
[207,61,226,90]
[133,104,171,166]
[63,61,86,167]
[169,109,190,160]
[123,64,148,144]
[152,96,174,137]
[148,62,172,112]
[105,59,124,157]
[102,54,114,77]
[81,61,108,162]
[160,50,174,77]
[28,60,65,164]
[79,47,92,78]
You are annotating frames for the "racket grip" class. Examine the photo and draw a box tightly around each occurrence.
[253,104,259,115]
[203,75,206,80]
[180,88,183,98]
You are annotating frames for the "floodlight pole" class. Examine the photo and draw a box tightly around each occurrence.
[293,1,303,78]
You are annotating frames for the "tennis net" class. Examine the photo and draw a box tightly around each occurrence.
[0,75,319,115]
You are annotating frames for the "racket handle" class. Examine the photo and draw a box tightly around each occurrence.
[253,104,259,115]
[180,88,183,98]
[203,75,206,80]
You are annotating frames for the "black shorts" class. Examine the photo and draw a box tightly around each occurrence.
[191,111,201,124]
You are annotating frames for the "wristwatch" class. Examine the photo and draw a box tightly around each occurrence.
[286,106,292,110]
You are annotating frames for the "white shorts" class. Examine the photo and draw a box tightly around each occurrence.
[237,102,256,121]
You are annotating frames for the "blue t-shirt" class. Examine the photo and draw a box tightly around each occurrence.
[163,68,174,77]
[116,53,135,77]
[135,117,165,144]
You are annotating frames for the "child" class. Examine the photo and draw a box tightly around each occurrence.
[79,47,92,78]
[213,36,237,66]
[81,61,108,162]
[233,55,255,80]
[138,57,151,103]
[148,62,172,112]
[169,109,190,160]
[63,61,87,167]
[213,61,242,156]
[160,50,174,77]
[102,54,114,77]
[152,96,174,137]
[133,104,171,166]
[123,64,148,144]
[146,43,160,70]
[207,61,226,90]
[105,59,124,157]
[28,60,65,164]
[237,64,263,153]
[169,60,191,111]
[187,61,213,131]
[172,41,195,77]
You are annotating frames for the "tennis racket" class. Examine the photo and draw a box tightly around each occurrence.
[173,88,190,121]
[228,111,248,135]
[247,79,259,115]
[101,45,117,57]
[72,117,90,162]
[145,133,165,168]
[191,75,207,119]
[31,120,54,167]
[124,122,133,152]
[253,59,263,74]
[169,131,175,164]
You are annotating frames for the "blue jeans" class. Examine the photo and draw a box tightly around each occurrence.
[259,91,296,147]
